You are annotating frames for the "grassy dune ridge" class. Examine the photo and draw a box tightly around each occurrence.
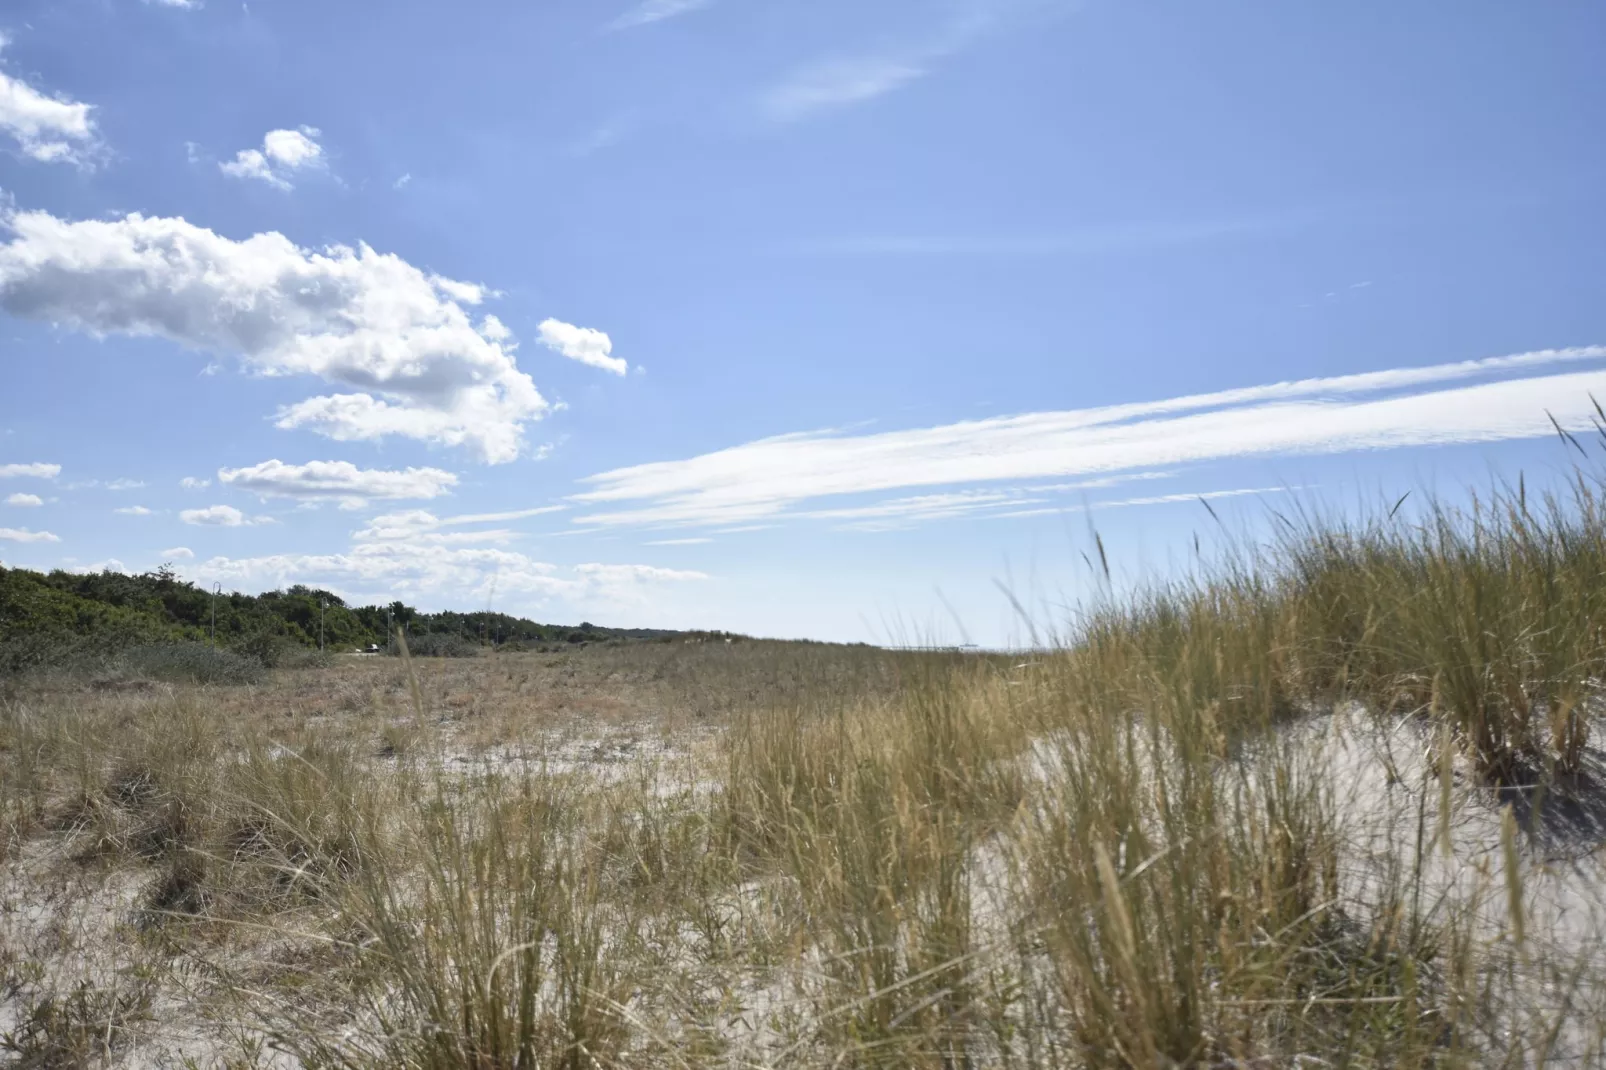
[3,470,1606,1066]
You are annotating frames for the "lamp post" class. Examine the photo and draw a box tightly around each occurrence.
[210,582,222,646]
[319,598,327,652]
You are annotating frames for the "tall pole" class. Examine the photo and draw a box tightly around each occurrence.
[319,598,326,652]
[210,582,222,646]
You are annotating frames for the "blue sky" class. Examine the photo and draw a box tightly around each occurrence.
[1,0,1604,643]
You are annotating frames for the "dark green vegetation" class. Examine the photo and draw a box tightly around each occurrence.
[0,563,733,675]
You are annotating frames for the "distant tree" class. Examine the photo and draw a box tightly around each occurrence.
[0,564,719,654]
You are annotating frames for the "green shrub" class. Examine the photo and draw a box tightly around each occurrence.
[120,643,265,685]
[229,631,328,669]
[391,632,482,658]
[0,634,66,677]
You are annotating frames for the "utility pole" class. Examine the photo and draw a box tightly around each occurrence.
[210,582,222,646]
[319,598,327,652]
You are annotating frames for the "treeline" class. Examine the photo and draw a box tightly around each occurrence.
[0,564,728,664]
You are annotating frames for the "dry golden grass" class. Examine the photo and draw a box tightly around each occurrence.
[4,472,1606,1067]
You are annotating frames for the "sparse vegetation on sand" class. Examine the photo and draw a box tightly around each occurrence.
[5,471,1606,1067]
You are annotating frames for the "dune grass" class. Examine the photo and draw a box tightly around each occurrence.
[4,467,1606,1066]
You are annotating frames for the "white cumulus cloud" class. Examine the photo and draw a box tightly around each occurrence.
[538,318,627,376]
[0,35,99,166]
[114,505,154,516]
[180,476,210,490]
[0,526,59,542]
[161,546,196,559]
[263,127,321,167]
[188,544,705,607]
[180,504,269,527]
[0,462,60,479]
[0,207,549,462]
[217,459,458,506]
[220,126,325,190]
[178,497,700,612]
[66,558,127,574]
[5,492,41,506]
[429,276,490,306]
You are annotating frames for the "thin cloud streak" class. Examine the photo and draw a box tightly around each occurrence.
[988,485,1301,521]
[352,505,567,543]
[607,0,711,31]
[759,0,1063,122]
[445,505,568,526]
[793,218,1286,257]
[763,57,927,121]
[572,346,1606,529]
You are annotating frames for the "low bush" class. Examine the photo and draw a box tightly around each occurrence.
[120,643,265,685]
[230,631,330,670]
[1,635,266,685]
[0,634,66,677]
[391,632,483,658]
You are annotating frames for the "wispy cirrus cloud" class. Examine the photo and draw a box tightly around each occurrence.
[802,489,1048,531]
[790,473,1175,531]
[763,57,928,122]
[792,217,1289,258]
[566,118,632,158]
[987,485,1303,522]
[760,0,1045,122]
[445,505,568,525]
[571,346,1606,530]
[607,0,711,31]
[354,504,568,542]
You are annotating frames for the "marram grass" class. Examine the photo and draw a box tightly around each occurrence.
[4,465,1606,1067]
